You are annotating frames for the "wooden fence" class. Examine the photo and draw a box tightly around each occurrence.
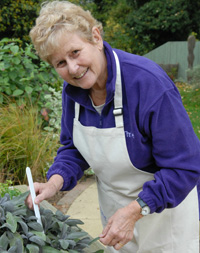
[144,41,200,81]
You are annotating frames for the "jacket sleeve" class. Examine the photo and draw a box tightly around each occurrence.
[138,87,200,213]
[46,84,89,191]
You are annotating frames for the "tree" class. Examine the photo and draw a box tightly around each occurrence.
[102,0,134,52]
[88,0,199,54]
[126,0,151,9]
[0,0,43,44]
[126,0,200,52]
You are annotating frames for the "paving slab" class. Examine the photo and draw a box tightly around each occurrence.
[66,182,103,239]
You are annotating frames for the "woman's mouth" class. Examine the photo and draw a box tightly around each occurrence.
[74,68,89,79]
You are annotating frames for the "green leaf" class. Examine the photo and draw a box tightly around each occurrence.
[55,210,69,222]
[93,250,104,253]
[12,89,24,96]
[14,238,23,253]
[26,244,40,253]
[8,245,17,252]
[5,87,12,95]
[1,212,17,233]
[67,232,88,240]
[68,250,79,253]
[1,201,14,212]
[65,240,76,248]
[17,220,29,235]
[44,126,54,132]
[25,86,33,94]
[12,57,21,65]
[11,191,30,205]
[41,246,61,253]
[8,71,18,81]
[0,232,9,250]
[42,84,49,91]
[12,206,27,216]
[31,230,46,241]
[9,233,23,250]
[89,236,100,245]
[0,94,3,103]
[66,219,84,226]
[28,221,43,232]
[10,45,19,54]
[29,235,45,246]
[59,239,69,250]
[25,48,38,60]
[77,237,91,245]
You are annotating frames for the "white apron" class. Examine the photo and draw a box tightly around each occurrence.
[73,52,199,252]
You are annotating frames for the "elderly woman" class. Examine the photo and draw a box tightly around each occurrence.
[27,1,200,252]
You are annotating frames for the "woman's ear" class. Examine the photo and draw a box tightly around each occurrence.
[92,27,103,50]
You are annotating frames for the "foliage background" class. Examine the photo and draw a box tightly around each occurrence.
[1,0,200,54]
[0,0,43,45]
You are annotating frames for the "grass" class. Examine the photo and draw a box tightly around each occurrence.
[176,82,200,139]
[0,102,60,184]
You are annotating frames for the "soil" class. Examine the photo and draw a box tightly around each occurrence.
[48,191,67,209]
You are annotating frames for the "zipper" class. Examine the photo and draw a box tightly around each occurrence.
[99,115,103,128]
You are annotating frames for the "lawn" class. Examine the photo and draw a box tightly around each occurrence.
[176,82,200,140]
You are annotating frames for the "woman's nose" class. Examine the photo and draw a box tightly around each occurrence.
[68,59,79,75]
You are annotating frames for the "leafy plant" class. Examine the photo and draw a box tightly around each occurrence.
[0,38,62,108]
[126,0,194,49]
[43,87,62,134]
[0,180,21,199]
[0,102,60,184]
[0,0,42,44]
[0,191,104,252]
[186,65,200,88]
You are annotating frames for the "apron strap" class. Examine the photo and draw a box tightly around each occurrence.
[74,102,80,120]
[113,51,123,128]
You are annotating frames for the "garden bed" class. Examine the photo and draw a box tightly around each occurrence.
[15,185,108,253]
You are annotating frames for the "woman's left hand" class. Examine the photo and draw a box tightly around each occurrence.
[99,200,142,250]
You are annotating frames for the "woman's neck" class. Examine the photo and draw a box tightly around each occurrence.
[90,88,107,106]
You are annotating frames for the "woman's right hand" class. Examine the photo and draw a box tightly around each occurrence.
[26,174,64,209]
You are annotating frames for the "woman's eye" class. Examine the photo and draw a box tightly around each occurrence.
[57,60,66,67]
[72,50,79,55]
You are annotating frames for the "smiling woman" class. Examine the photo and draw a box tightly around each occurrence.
[30,1,107,105]
[28,1,200,253]
[50,31,108,96]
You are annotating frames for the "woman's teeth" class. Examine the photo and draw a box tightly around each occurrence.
[75,69,88,79]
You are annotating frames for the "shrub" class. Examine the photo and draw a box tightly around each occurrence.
[186,65,200,88]
[0,38,62,109]
[0,102,60,184]
[159,63,179,82]
[0,180,21,199]
[0,191,103,252]
[0,0,42,44]
[44,87,62,134]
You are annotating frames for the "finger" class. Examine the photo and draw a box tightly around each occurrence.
[114,241,126,250]
[107,238,119,247]
[100,228,116,245]
[99,222,112,238]
[113,231,133,251]
[34,194,44,205]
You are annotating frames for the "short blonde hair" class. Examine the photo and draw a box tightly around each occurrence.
[29,1,103,63]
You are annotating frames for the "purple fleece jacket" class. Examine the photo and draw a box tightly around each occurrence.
[47,41,200,214]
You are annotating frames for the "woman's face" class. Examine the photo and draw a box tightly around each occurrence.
[51,28,107,90]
